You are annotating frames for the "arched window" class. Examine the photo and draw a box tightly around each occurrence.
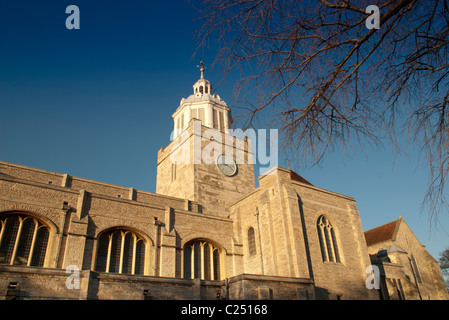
[248,227,256,256]
[317,215,340,263]
[95,229,146,275]
[199,86,204,94]
[183,239,221,280]
[0,213,49,267]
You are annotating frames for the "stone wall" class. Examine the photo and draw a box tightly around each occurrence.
[3,159,444,300]
[231,167,375,300]
[367,217,449,300]
[0,160,238,299]
[227,274,314,300]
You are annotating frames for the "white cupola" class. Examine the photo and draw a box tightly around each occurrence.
[172,61,231,137]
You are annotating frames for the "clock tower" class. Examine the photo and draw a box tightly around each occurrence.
[156,63,256,217]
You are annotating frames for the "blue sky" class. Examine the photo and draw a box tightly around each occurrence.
[1,0,448,262]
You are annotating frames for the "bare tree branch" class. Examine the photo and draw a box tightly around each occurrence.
[195,0,449,222]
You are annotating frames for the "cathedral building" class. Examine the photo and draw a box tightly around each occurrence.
[0,68,447,300]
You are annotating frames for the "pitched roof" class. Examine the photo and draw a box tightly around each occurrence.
[364,220,399,246]
[290,170,313,186]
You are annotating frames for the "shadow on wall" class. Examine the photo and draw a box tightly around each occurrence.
[297,193,314,280]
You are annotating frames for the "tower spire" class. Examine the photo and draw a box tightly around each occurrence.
[199,60,205,79]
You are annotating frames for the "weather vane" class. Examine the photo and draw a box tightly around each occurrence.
[197,60,205,79]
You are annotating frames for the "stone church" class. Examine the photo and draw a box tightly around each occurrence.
[0,68,447,300]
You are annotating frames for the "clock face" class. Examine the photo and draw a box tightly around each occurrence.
[216,154,237,176]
